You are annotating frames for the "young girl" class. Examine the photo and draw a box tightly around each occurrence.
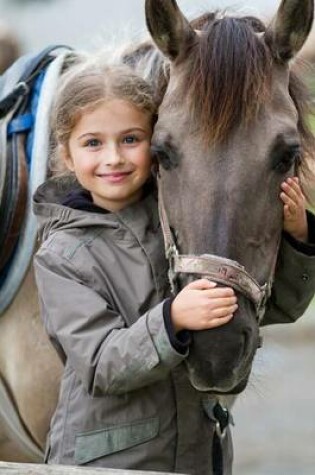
[33,55,315,474]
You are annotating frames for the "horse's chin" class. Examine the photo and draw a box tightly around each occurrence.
[185,361,250,394]
[188,378,249,395]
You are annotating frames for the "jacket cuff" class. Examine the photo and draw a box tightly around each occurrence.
[147,301,189,366]
[283,210,315,256]
[262,237,315,325]
[163,298,191,354]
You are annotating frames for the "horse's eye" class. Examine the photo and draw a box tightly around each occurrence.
[151,144,173,170]
[270,135,301,174]
[274,145,301,174]
[151,136,180,170]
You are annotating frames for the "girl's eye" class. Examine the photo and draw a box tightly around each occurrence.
[85,138,101,148]
[123,135,138,145]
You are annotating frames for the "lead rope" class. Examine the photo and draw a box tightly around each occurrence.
[212,403,231,475]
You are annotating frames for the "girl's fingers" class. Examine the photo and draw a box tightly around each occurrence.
[208,304,238,318]
[280,191,290,203]
[206,314,234,329]
[283,204,292,217]
[203,287,235,299]
[186,279,217,290]
[280,192,298,214]
[281,182,300,203]
[289,177,303,195]
[285,197,296,211]
[205,296,238,309]
[282,178,305,201]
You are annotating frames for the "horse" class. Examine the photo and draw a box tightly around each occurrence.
[0,0,314,468]
[145,0,315,393]
[0,267,63,462]
[0,20,20,74]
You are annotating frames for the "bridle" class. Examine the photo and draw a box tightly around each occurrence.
[157,171,278,321]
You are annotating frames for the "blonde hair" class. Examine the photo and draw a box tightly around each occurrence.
[50,53,157,174]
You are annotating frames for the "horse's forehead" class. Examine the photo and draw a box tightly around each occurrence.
[268,66,298,122]
[270,63,290,92]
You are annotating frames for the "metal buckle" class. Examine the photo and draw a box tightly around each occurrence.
[215,421,227,440]
[213,404,230,440]
[166,245,177,261]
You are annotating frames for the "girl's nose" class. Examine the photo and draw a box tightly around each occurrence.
[105,144,124,166]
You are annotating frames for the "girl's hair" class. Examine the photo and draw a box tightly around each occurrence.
[50,53,157,174]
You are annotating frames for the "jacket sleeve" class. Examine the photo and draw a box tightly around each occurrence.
[261,212,315,326]
[33,247,187,396]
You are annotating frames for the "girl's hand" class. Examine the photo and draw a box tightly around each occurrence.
[171,279,238,333]
[280,177,308,242]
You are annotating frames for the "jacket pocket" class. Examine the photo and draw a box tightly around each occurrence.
[74,417,159,465]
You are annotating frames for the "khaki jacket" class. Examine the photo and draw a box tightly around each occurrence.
[33,177,315,475]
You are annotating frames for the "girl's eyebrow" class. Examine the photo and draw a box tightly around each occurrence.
[120,127,149,134]
[77,127,148,140]
[76,132,99,140]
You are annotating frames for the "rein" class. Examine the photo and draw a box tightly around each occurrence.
[157,171,275,320]
[0,105,28,273]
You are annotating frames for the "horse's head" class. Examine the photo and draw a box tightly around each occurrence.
[145,0,315,393]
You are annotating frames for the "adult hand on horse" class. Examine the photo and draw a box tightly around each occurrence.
[280,177,308,242]
[171,279,238,333]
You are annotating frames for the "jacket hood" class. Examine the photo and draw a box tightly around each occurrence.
[33,176,156,242]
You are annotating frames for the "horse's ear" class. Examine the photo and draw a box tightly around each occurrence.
[145,0,196,62]
[265,0,314,62]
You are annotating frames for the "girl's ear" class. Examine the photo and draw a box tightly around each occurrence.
[60,144,75,172]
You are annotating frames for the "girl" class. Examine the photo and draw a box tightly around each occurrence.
[33,55,315,474]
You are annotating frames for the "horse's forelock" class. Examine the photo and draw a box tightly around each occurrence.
[180,14,273,146]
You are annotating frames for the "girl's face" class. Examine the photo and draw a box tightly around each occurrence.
[64,99,153,212]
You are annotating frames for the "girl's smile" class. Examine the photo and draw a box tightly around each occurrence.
[63,99,153,211]
[96,170,134,183]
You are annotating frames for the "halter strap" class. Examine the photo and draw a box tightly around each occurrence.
[172,254,270,308]
[157,171,274,318]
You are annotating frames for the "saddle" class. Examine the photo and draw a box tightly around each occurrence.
[0,45,73,313]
